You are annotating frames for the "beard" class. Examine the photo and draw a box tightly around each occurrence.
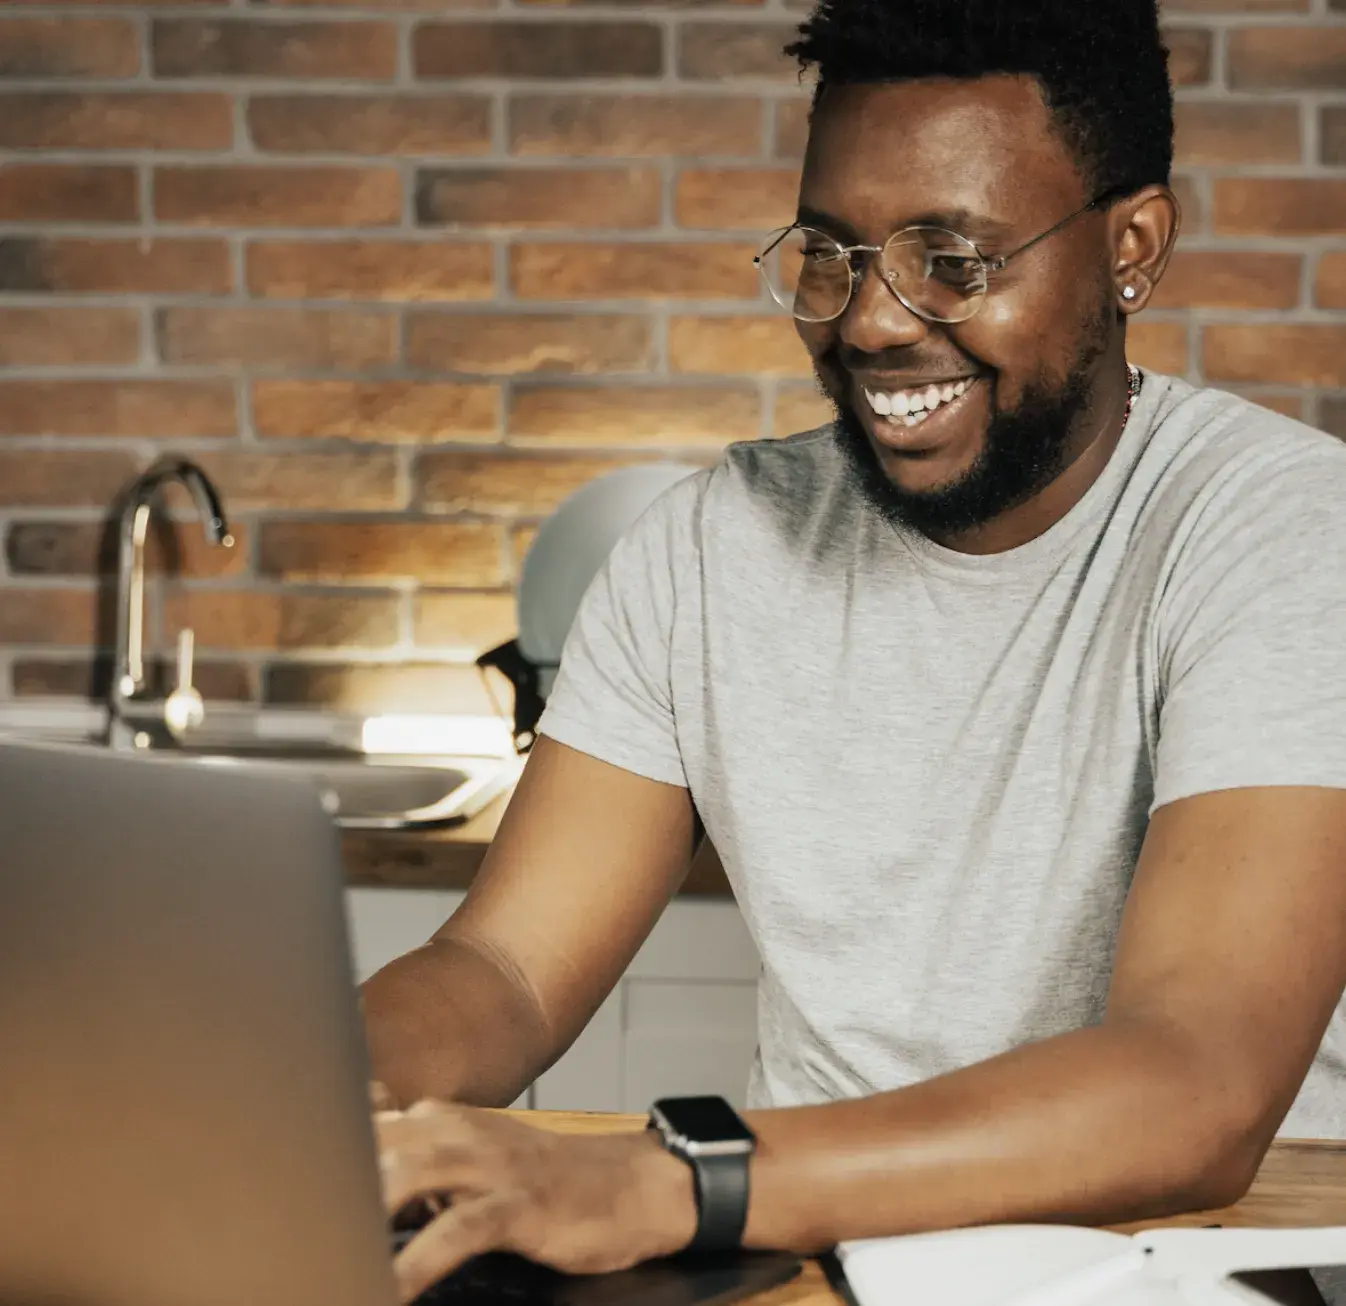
[825,310,1112,540]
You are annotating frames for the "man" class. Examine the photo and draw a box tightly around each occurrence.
[366,1,1346,1301]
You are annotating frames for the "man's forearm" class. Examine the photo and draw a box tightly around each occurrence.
[742,1021,1271,1252]
[362,934,553,1109]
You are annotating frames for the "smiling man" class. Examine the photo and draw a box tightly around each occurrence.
[363,2,1346,1302]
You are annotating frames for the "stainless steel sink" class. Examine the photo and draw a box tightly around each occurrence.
[0,705,521,830]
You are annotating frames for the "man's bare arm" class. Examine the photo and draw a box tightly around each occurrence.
[735,785,1346,1249]
[361,736,697,1108]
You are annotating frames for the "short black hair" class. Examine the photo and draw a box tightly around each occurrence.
[787,0,1174,197]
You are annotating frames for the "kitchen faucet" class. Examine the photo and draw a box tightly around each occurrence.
[110,457,234,750]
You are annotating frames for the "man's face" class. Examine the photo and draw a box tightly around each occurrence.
[797,77,1122,538]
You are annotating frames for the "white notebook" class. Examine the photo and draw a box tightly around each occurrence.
[836,1223,1346,1306]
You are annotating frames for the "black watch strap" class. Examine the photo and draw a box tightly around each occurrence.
[685,1149,751,1254]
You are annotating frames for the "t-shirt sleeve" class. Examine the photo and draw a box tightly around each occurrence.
[535,473,707,789]
[1153,447,1346,813]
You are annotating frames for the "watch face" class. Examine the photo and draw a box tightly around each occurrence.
[652,1096,755,1147]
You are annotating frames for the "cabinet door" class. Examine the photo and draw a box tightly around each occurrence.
[620,980,758,1112]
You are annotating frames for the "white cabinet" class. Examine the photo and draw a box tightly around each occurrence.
[344,888,761,1114]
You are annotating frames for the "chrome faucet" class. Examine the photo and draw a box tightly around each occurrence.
[110,458,234,750]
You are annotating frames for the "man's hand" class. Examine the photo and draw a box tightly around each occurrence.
[377,1103,697,1303]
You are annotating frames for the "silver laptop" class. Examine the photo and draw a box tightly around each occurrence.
[0,739,802,1306]
[0,737,396,1306]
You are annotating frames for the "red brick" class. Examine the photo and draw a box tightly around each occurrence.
[416,449,644,516]
[0,586,105,646]
[0,380,236,439]
[255,0,491,8]
[511,241,759,300]
[0,238,231,296]
[414,592,517,657]
[252,380,499,442]
[679,23,800,80]
[1314,252,1346,309]
[417,166,661,230]
[669,315,809,376]
[0,307,140,368]
[153,19,397,81]
[1151,252,1302,310]
[1215,179,1346,236]
[265,663,497,716]
[0,17,139,77]
[6,520,248,579]
[415,22,661,79]
[773,383,832,436]
[406,312,652,374]
[677,167,799,231]
[258,520,505,587]
[1165,28,1214,87]
[0,92,233,152]
[509,384,758,445]
[0,451,137,508]
[174,451,400,511]
[0,165,137,224]
[509,94,761,157]
[157,306,395,372]
[1228,27,1346,89]
[155,166,401,228]
[775,99,810,160]
[163,589,399,652]
[1165,0,1306,10]
[1322,107,1346,167]
[1128,322,1189,376]
[1173,101,1301,167]
[13,658,253,704]
[247,240,493,303]
[1204,325,1346,387]
[250,94,492,156]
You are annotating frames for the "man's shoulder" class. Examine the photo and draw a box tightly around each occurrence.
[1152,375,1346,480]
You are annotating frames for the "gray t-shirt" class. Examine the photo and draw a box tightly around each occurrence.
[538,371,1346,1141]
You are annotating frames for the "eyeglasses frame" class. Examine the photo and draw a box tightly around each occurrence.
[754,186,1130,325]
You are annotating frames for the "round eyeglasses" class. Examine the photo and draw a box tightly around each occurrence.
[754,190,1124,326]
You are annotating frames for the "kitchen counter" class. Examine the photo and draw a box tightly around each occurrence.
[521,1112,1346,1306]
[341,790,734,896]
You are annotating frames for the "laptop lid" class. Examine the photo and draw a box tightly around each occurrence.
[0,739,398,1306]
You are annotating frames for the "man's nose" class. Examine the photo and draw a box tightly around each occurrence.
[838,258,929,355]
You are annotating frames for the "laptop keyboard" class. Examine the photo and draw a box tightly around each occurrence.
[410,1253,563,1305]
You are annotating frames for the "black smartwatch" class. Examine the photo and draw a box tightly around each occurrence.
[648,1095,756,1254]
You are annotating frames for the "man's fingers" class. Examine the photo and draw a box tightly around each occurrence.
[380,1134,489,1215]
[369,1081,396,1113]
[394,1198,510,1304]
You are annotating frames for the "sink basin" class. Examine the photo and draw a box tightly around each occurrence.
[177,742,511,830]
[0,705,521,830]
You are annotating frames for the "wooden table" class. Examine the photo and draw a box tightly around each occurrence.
[521,1112,1346,1306]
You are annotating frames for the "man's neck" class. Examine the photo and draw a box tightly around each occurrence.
[932,357,1136,556]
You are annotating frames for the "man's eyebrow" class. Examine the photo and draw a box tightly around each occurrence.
[795,203,1012,241]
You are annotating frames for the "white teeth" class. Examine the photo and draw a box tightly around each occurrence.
[866,377,977,422]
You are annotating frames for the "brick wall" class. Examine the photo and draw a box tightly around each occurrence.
[0,0,1343,716]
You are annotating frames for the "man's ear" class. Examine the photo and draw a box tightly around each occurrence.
[1112,185,1181,314]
